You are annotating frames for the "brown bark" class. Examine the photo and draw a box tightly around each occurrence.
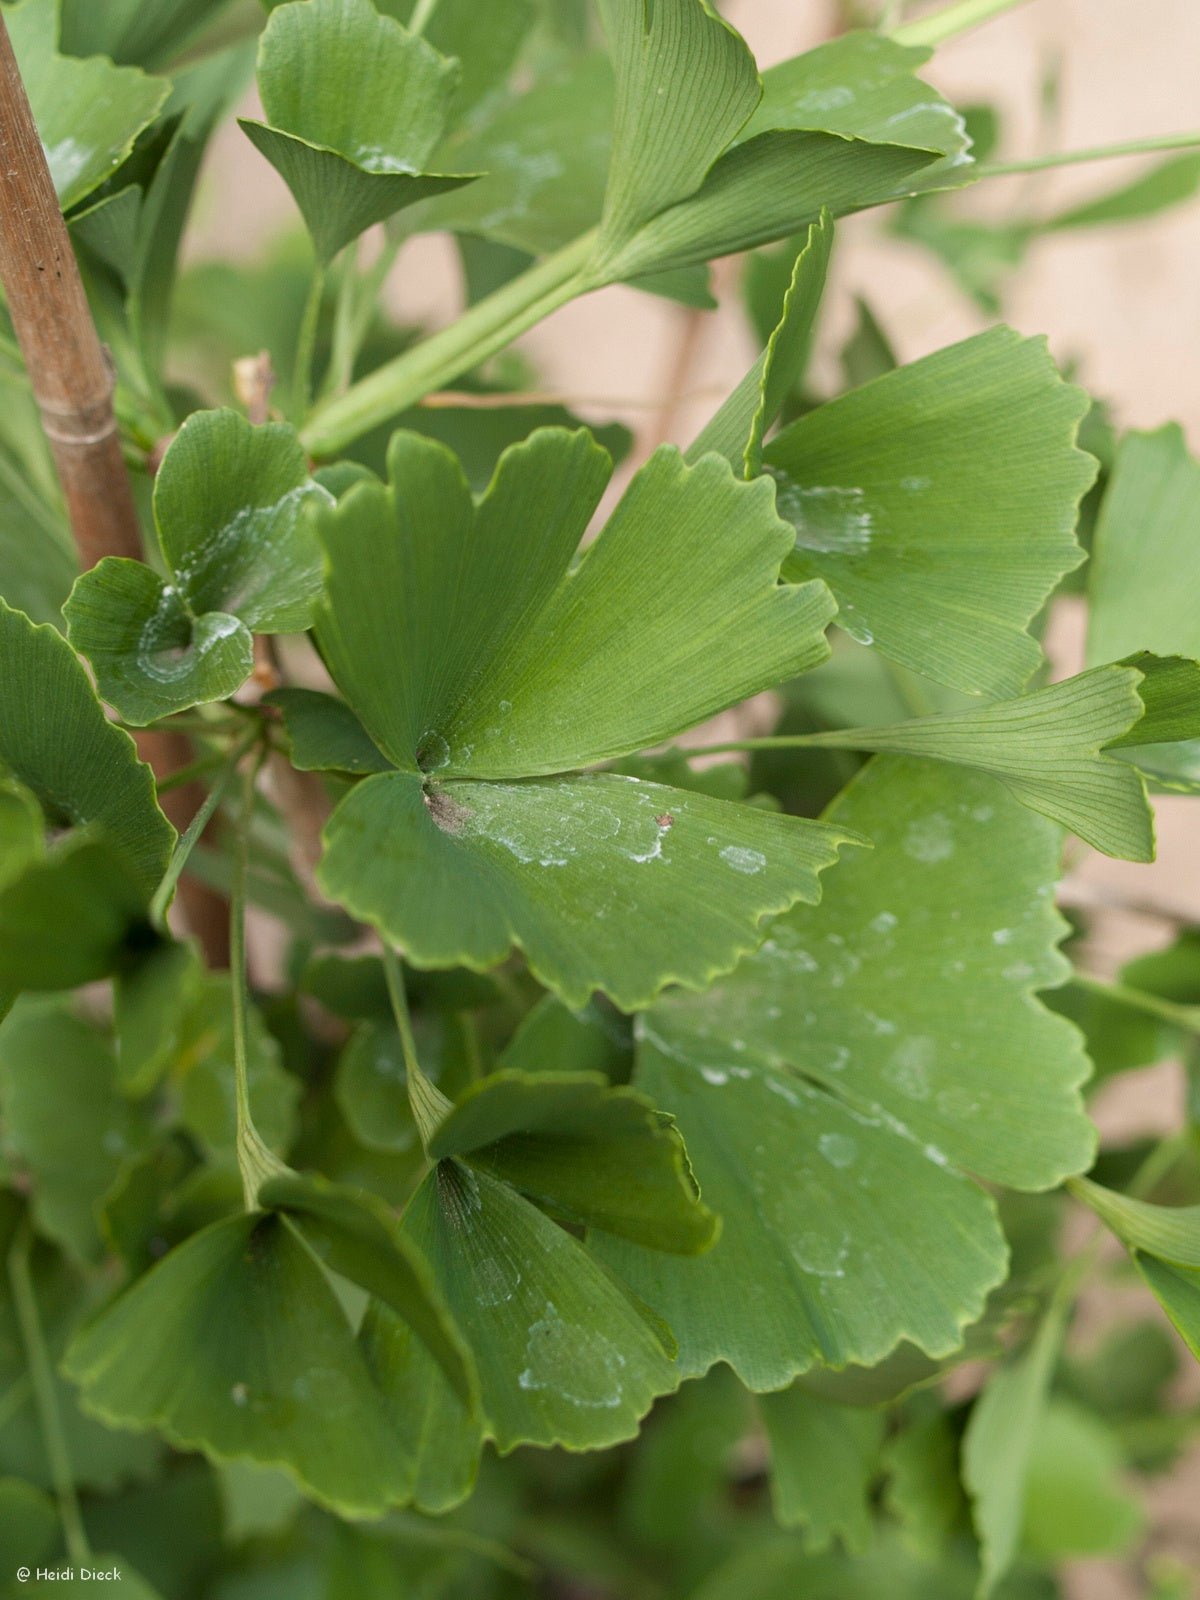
[0,15,229,963]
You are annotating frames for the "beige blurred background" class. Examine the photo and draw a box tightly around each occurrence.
[193,3,1200,1593]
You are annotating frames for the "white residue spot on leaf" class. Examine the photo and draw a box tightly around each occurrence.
[720,845,766,875]
[517,1302,627,1409]
[903,813,955,864]
[818,1131,857,1169]
[884,1036,935,1101]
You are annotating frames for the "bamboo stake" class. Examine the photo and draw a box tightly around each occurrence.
[0,14,229,962]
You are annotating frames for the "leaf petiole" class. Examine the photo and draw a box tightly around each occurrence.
[892,0,1032,49]
[407,0,441,37]
[149,725,263,929]
[382,944,453,1151]
[230,749,292,1207]
[292,259,327,419]
[8,1224,91,1567]
[300,229,597,457]
[974,130,1200,180]
[1068,970,1200,1035]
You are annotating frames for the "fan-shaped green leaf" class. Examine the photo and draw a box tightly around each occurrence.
[1088,425,1200,668]
[315,428,852,1007]
[59,0,232,69]
[1020,1400,1143,1560]
[63,1211,414,1515]
[113,937,202,1097]
[267,687,391,775]
[6,0,169,210]
[424,1069,717,1253]
[319,770,857,1011]
[0,1003,152,1262]
[759,1387,885,1554]
[963,1304,1066,1600]
[258,1171,476,1405]
[240,0,474,262]
[66,410,330,723]
[1134,1255,1200,1360]
[594,758,1094,1388]
[1070,1177,1200,1267]
[360,1299,483,1513]
[0,1477,56,1573]
[741,32,969,168]
[689,212,833,475]
[0,833,157,992]
[769,328,1094,696]
[0,603,174,892]
[0,774,42,891]
[796,665,1153,860]
[594,129,938,283]
[401,1160,678,1452]
[592,0,761,267]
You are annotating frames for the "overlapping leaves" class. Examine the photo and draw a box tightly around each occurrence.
[596,756,1096,1390]
[305,425,856,1009]
[65,410,330,723]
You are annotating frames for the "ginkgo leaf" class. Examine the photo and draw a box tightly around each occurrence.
[314,428,853,1008]
[6,0,169,210]
[963,1306,1065,1600]
[258,1171,476,1405]
[1069,1177,1200,1267]
[423,1069,718,1253]
[593,130,938,283]
[0,833,158,992]
[267,687,391,775]
[1133,1255,1200,1361]
[0,1002,152,1262]
[1087,424,1200,668]
[58,0,232,69]
[401,1160,678,1452]
[740,31,969,171]
[1020,1400,1143,1561]
[688,211,833,476]
[0,602,174,893]
[768,328,1095,696]
[593,758,1095,1390]
[592,0,761,266]
[66,410,331,723]
[586,6,950,285]
[758,1387,885,1554]
[240,0,474,262]
[63,1212,414,1515]
[0,774,43,891]
[791,665,1154,860]
[113,937,202,1097]
[360,1302,483,1515]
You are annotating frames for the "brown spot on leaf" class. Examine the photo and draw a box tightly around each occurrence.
[655,813,675,829]
[424,786,472,835]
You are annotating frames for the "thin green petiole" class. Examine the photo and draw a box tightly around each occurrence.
[230,751,291,1207]
[407,0,441,36]
[149,726,261,929]
[1069,970,1200,1035]
[8,1225,91,1567]
[292,259,327,420]
[893,0,1032,48]
[975,130,1200,179]
[382,945,453,1151]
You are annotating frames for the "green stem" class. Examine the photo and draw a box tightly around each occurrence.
[231,753,291,1207]
[892,0,1031,48]
[382,945,453,1151]
[8,1225,91,1566]
[292,260,327,420]
[975,130,1200,179]
[149,727,261,929]
[301,230,597,458]
[1069,971,1200,1035]
[407,0,441,35]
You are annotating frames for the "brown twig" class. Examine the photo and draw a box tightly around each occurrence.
[0,14,229,964]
